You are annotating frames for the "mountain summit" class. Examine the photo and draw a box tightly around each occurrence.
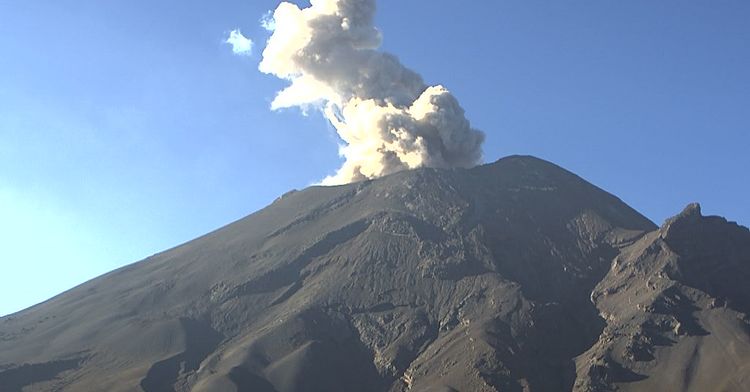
[1,156,748,392]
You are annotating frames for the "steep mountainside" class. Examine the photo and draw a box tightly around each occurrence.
[1,156,748,392]
[575,203,750,392]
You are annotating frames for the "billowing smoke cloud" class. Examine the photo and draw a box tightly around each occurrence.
[259,0,484,185]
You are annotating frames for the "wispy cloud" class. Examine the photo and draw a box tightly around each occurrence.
[260,11,276,31]
[225,29,254,56]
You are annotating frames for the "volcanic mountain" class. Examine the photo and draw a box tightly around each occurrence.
[1,156,749,392]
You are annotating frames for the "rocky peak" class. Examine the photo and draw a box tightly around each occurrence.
[660,202,703,241]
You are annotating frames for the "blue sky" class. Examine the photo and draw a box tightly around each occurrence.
[1,0,748,316]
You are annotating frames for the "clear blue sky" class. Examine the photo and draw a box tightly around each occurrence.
[1,0,748,316]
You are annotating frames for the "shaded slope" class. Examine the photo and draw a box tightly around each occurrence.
[575,204,750,392]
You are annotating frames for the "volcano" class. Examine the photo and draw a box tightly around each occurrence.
[1,156,749,392]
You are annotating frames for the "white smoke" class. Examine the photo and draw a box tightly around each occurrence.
[259,0,484,185]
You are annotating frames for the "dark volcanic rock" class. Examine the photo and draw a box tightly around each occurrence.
[576,204,750,392]
[0,156,748,392]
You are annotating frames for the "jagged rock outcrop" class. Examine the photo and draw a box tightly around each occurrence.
[1,156,748,392]
[575,203,750,392]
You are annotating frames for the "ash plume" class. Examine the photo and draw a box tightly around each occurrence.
[259,0,485,185]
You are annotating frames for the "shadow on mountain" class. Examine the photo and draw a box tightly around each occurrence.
[140,319,223,392]
[0,356,86,392]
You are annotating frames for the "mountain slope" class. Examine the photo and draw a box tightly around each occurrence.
[575,203,750,392]
[1,156,747,392]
